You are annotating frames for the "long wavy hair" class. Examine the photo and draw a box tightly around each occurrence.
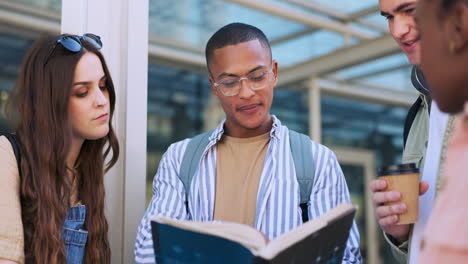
[6,34,119,263]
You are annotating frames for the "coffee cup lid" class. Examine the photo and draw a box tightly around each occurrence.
[377,163,419,176]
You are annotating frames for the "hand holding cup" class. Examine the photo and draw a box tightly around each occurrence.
[370,163,429,243]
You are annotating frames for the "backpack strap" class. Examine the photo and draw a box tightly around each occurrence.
[403,97,423,148]
[179,129,316,223]
[180,131,212,208]
[1,132,22,176]
[289,130,315,222]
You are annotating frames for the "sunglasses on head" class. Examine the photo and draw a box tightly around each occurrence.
[44,33,102,65]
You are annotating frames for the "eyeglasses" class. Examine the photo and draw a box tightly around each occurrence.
[44,33,102,66]
[213,68,274,97]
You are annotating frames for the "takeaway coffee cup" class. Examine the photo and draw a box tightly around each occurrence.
[377,163,420,224]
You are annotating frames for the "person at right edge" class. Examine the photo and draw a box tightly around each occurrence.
[370,0,454,263]
[416,0,468,261]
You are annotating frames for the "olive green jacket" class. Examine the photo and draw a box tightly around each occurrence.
[384,94,454,263]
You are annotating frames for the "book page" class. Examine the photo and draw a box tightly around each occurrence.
[153,216,268,252]
[257,203,354,260]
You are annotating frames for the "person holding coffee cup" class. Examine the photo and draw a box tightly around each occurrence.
[414,0,468,262]
[371,1,455,263]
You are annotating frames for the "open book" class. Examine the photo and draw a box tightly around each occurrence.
[151,203,356,264]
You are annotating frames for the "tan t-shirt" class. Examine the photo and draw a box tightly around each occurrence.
[213,132,270,226]
[0,136,24,263]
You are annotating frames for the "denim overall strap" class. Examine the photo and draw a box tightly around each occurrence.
[62,205,88,264]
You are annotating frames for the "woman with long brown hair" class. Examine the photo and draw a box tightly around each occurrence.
[0,33,119,263]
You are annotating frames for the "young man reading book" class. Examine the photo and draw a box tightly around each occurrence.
[134,22,362,264]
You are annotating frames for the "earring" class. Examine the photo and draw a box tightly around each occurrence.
[449,41,456,54]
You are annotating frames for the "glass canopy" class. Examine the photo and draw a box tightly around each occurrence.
[0,0,415,92]
[147,0,413,91]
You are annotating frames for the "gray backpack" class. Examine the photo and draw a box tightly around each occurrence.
[179,130,315,222]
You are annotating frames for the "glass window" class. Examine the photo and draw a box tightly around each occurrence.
[0,1,61,131]
[14,0,61,13]
[271,88,309,133]
[146,63,213,202]
[322,95,406,165]
[0,32,35,131]
[321,95,407,263]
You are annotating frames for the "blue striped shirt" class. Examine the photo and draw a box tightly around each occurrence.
[135,116,362,263]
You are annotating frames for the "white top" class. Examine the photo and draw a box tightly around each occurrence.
[409,101,449,264]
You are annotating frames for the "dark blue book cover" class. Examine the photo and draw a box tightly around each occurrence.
[151,203,356,264]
